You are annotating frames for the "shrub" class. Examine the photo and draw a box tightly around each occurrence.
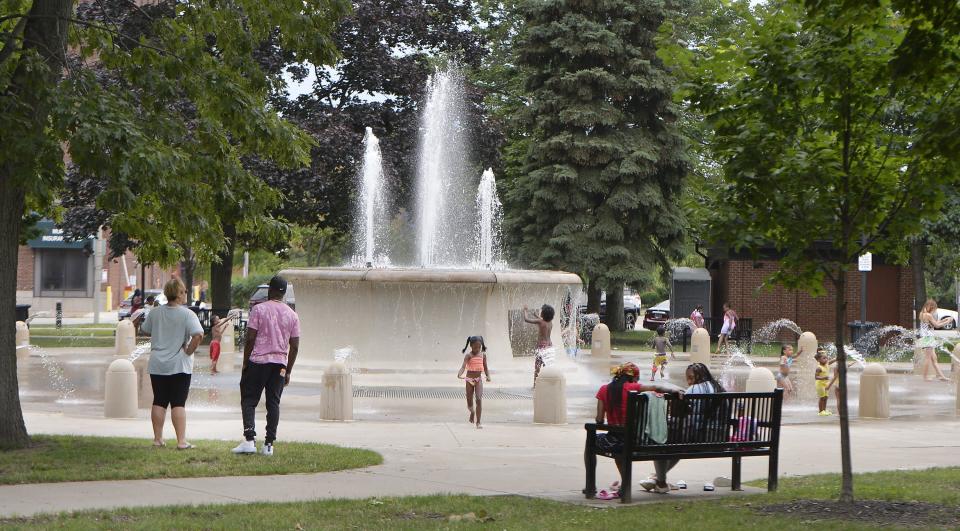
[231,274,272,309]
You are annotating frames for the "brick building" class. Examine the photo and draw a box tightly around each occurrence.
[707,250,914,342]
[16,220,175,316]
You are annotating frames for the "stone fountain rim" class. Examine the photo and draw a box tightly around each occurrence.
[279,267,582,285]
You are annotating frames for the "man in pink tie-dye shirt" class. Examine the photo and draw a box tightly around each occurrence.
[232,275,300,456]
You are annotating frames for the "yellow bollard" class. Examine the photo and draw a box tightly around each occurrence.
[193,285,200,303]
[105,285,112,311]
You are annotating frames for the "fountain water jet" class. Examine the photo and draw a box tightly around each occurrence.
[416,68,471,267]
[475,168,503,268]
[355,127,388,267]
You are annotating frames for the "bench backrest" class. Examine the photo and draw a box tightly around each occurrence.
[623,390,783,452]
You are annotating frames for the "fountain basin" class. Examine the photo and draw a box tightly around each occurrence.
[281,267,582,368]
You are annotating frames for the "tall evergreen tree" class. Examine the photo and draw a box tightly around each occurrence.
[506,0,688,329]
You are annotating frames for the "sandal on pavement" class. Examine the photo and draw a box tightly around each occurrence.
[639,479,656,492]
[597,489,620,500]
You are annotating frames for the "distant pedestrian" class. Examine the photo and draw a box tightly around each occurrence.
[141,278,204,449]
[457,336,491,429]
[690,305,704,329]
[716,303,737,354]
[232,275,300,456]
[523,304,554,387]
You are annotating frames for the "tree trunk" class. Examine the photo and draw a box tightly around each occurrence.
[910,238,926,328]
[606,284,625,332]
[0,0,75,449]
[0,175,30,448]
[181,248,195,306]
[586,279,602,314]
[833,267,854,503]
[210,223,236,317]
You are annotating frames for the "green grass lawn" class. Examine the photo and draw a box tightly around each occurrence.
[29,326,118,337]
[0,435,381,485]
[28,337,116,348]
[2,467,957,529]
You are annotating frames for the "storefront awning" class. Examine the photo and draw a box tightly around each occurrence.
[26,220,91,250]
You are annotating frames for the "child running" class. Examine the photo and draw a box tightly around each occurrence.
[457,336,491,429]
[523,304,554,387]
[651,326,675,381]
[814,349,833,416]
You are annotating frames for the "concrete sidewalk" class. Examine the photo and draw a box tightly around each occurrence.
[1,412,958,517]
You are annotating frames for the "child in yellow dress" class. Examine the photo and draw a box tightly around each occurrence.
[814,350,832,416]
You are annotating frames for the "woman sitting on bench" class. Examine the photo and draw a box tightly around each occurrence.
[592,362,684,499]
[639,362,725,493]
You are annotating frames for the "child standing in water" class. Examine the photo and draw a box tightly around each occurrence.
[651,326,675,380]
[209,315,232,374]
[523,304,554,387]
[776,344,800,396]
[457,336,491,429]
[814,350,833,416]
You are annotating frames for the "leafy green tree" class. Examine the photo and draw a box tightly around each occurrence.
[0,0,347,448]
[506,0,688,330]
[696,1,960,502]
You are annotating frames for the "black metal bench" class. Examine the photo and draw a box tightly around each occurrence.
[584,389,783,503]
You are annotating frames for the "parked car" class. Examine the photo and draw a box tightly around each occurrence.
[935,308,958,330]
[578,288,642,329]
[118,289,166,320]
[642,299,670,331]
[249,283,296,310]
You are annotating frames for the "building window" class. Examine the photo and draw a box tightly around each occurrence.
[35,249,92,297]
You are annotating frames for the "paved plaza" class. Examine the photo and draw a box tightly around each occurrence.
[5,343,959,517]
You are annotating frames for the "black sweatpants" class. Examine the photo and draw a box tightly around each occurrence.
[240,362,285,443]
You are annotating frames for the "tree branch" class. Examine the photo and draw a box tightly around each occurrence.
[0,15,27,65]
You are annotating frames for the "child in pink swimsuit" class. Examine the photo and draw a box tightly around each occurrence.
[457,336,491,429]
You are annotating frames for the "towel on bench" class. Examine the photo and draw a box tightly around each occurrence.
[641,392,668,444]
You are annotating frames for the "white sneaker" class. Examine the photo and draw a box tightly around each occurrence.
[231,440,256,454]
[261,443,273,456]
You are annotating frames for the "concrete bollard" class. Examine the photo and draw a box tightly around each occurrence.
[952,344,960,385]
[221,324,236,355]
[690,328,710,365]
[533,366,567,424]
[912,347,924,375]
[795,331,818,393]
[859,363,890,419]
[744,367,777,393]
[115,320,135,357]
[104,358,138,418]
[15,321,29,347]
[591,324,611,357]
[320,362,353,421]
[133,355,153,409]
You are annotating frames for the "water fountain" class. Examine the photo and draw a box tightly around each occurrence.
[354,127,388,267]
[282,67,582,371]
[475,168,503,268]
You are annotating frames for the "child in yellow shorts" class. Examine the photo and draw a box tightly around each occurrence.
[815,350,833,416]
[651,326,675,381]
